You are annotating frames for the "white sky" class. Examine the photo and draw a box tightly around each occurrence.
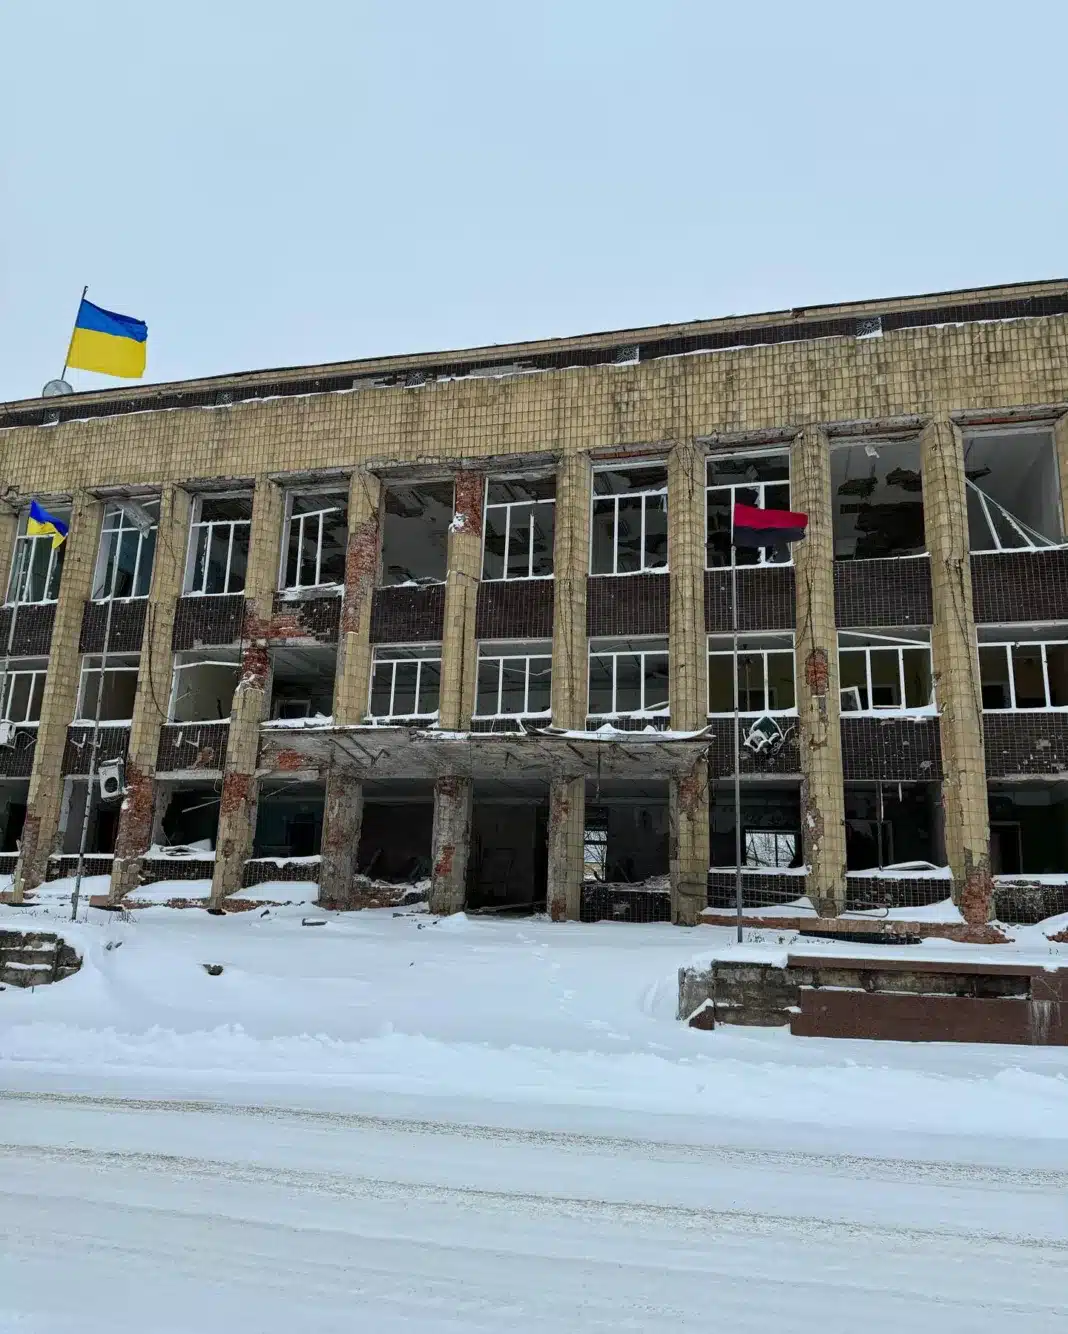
[1,0,1066,404]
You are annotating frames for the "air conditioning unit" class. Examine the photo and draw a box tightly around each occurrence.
[0,721,14,748]
[98,758,126,800]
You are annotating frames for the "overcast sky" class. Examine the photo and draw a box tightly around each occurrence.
[2,0,1066,403]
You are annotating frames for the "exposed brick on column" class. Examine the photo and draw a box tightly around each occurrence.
[109,485,192,902]
[1054,412,1068,535]
[791,426,847,915]
[550,452,590,729]
[670,755,710,926]
[210,477,284,908]
[668,440,706,731]
[0,508,16,591]
[547,776,584,920]
[439,471,483,731]
[334,470,381,725]
[429,774,472,915]
[319,766,363,909]
[921,418,992,923]
[13,493,104,900]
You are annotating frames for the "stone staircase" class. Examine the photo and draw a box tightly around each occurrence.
[0,930,82,988]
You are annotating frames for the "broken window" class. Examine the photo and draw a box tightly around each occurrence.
[831,440,924,560]
[709,782,802,868]
[707,633,795,714]
[268,646,336,721]
[6,505,69,605]
[185,493,252,595]
[169,651,240,723]
[482,477,555,581]
[978,627,1068,710]
[380,482,453,586]
[369,645,441,721]
[252,780,324,859]
[706,451,791,568]
[156,783,220,851]
[0,658,47,725]
[76,654,139,722]
[93,498,159,599]
[60,780,121,855]
[588,637,669,718]
[283,491,348,591]
[583,820,608,881]
[839,630,933,713]
[989,782,1068,875]
[963,429,1065,552]
[590,465,668,575]
[845,781,945,871]
[0,781,28,852]
[474,641,552,719]
[584,783,669,883]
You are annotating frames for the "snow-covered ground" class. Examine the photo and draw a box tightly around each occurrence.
[2,885,1067,1331]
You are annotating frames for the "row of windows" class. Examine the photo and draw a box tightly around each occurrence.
[10,425,1062,607]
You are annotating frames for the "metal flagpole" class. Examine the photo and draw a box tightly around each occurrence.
[60,286,88,384]
[732,522,743,943]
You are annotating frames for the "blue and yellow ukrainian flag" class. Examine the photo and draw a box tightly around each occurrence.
[66,298,147,379]
[26,500,69,549]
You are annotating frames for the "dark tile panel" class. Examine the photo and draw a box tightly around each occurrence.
[983,713,1068,776]
[46,855,113,881]
[705,718,800,777]
[61,726,130,775]
[840,716,942,780]
[156,722,230,774]
[834,557,932,627]
[172,595,245,650]
[586,573,669,637]
[0,603,55,656]
[579,883,671,923]
[585,715,671,732]
[243,859,321,888]
[704,565,795,633]
[139,859,216,887]
[844,877,951,910]
[475,580,554,641]
[370,584,446,644]
[971,550,1068,624]
[0,728,37,778]
[268,593,340,643]
[707,872,809,908]
[79,599,147,653]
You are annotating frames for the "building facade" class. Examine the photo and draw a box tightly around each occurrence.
[2,279,1068,925]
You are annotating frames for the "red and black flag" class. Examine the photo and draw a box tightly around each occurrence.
[732,500,808,547]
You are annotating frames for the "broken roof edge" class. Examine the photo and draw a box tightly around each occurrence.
[4,277,1068,418]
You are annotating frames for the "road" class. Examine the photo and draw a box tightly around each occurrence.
[1,1091,1066,1332]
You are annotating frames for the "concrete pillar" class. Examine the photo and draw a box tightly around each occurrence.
[1053,412,1068,534]
[667,439,710,924]
[0,507,17,592]
[791,426,847,915]
[334,469,382,726]
[438,471,483,731]
[13,492,104,901]
[109,485,192,903]
[429,774,472,915]
[210,477,285,909]
[318,763,363,908]
[547,776,584,920]
[921,418,992,923]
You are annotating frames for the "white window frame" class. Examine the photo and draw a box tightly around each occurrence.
[707,633,796,716]
[587,637,670,717]
[705,449,792,570]
[0,660,48,726]
[184,493,252,596]
[977,633,1068,711]
[745,829,799,869]
[589,466,669,577]
[838,631,934,715]
[281,490,348,592]
[368,645,442,721]
[481,482,556,582]
[6,509,69,606]
[93,498,160,602]
[473,641,553,718]
[167,652,241,723]
[75,654,141,724]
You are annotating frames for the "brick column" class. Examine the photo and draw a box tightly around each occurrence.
[429,774,472,915]
[13,492,104,901]
[1054,412,1068,531]
[547,451,591,921]
[210,477,284,909]
[438,471,483,731]
[667,439,710,925]
[921,418,992,923]
[109,485,191,903]
[0,507,17,590]
[319,470,381,908]
[791,426,847,915]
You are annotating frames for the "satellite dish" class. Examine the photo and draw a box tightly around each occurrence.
[42,379,74,397]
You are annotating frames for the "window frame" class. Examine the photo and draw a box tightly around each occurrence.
[964,426,1067,555]
[0,659,48,726]
[481,479,556,582]
[707,632,796,716]
[368,644,442,722]
[705,449,793,570]
[473,640,553,719]
[93,498,160,602]
[75,653,141,724]
[5,507,70,606]
[589,465,669,577]
[977,631,1068,711]
[184,493,252,596]
[587,636,670,718]
[838,629,934,715]
[280,489,349,593]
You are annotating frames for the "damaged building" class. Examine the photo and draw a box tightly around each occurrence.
[3,278,1068,926]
